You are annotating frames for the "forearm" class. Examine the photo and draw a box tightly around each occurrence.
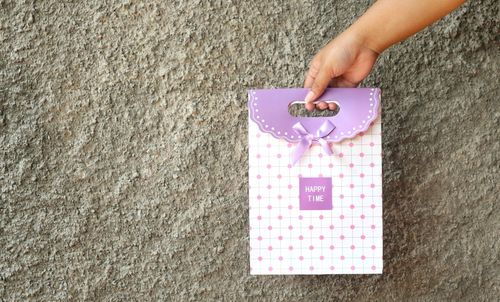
[347,0,465,53]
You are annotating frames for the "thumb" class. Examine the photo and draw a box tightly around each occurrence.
[304,66,332,105]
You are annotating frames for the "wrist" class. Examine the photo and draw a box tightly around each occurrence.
[344,23,383,55]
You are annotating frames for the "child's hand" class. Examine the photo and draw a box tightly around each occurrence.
[303,0,464,112]
[304,32,378,111]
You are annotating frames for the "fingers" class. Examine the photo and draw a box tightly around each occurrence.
[316,102,328,110]
[314,101,337,111]
[304,45,353,112]
[312,77,350,111]
[311,76,353,111]
[304,65,318,111]
[305,63,341,112]
[305,67,332,110]
[309,67,331,101]
[305,101,315,111]
[304,63,319,89]
[304,56,327,111]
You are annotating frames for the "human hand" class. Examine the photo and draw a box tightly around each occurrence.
[303,31,379,111]
[303,0,464,112]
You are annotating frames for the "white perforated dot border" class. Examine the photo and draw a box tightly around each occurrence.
[249,88,379,141]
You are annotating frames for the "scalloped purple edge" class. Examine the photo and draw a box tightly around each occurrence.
[248,88,381,143]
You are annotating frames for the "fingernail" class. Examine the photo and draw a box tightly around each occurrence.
[304,91,315,103]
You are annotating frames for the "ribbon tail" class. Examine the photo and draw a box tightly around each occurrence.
[318,138,333,156]
[292,138,312,165]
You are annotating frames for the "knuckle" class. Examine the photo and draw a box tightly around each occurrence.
[311,82,324,94]
[308,56,322,70]
[308,64,320,77]
[311,75,328,92]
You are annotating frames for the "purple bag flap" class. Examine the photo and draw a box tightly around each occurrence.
[248,88,380,143]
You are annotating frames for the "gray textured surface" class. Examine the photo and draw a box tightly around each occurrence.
[1,0,499,300]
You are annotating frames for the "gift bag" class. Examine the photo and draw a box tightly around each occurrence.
[248,88,382,275]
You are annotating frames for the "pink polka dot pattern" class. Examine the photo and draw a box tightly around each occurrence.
[249,109,383,275]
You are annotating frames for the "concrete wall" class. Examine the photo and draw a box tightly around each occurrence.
[1,0,498,300]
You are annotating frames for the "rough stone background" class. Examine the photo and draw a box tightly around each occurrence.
[1,0,499,300]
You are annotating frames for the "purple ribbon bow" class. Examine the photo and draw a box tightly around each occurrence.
[291,121,336,165]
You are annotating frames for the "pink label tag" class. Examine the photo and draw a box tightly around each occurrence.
[299,177,332,210]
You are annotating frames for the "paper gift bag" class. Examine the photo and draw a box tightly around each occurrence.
[248,88,382,275]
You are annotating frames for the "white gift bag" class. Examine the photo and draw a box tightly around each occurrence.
[248,88,382,275]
